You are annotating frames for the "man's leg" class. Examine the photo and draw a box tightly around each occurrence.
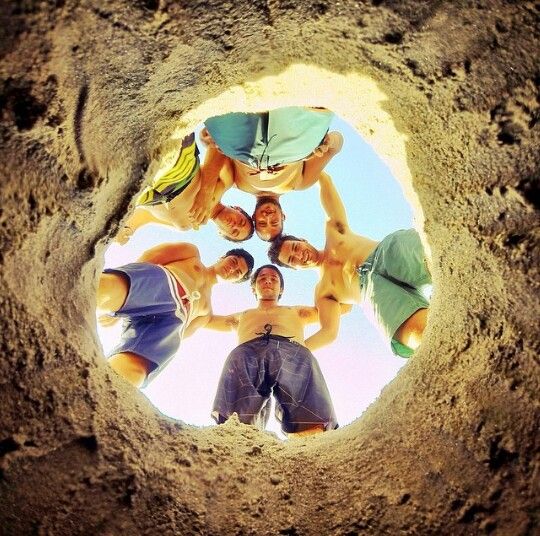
[109,352,152,388]
[394,307,429,351]
[96,272,129,314]
[288,425,324,438]
[212,342,270,429]
[273,343,338,436]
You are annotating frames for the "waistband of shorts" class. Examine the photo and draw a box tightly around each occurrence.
[161,267,191,318]
[244,334,301,345]
[357,245,380,289]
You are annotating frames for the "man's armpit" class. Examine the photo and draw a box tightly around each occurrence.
[331,220,346,235]
[298,307,314,318]
[226,315,240,328]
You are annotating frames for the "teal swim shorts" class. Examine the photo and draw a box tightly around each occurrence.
[358,229,431,358]
[204,107,334,169]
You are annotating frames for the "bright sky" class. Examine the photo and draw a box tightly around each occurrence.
[98,114,415,437]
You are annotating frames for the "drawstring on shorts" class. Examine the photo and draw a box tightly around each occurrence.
[255,324,295,345]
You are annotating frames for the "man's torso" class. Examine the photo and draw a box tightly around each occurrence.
[144,173,201,230]
[237,306,305,345]
[232,160,305,194]
[163,257,212,320]
[316,225,379,304]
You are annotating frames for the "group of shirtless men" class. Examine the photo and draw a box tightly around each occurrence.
[97,107,431,437]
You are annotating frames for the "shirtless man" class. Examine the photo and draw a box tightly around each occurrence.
[196,265,338,436]
[268,172,431,358]
[201,108,344,241]
[116,132,254,244]
[96,242,254,387]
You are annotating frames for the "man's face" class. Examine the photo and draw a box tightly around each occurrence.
[254,267,282,301]
[215,206,251,241]
[254,201,284,241]
[216,255,249,282]
[277,240,318,269]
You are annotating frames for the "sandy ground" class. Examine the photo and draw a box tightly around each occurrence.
[0,1,539,534]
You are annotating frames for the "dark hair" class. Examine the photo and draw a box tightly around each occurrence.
[220,206,255,242]
[222,248,255,283]
[251,197,284,242]
[250,264,284,299]
[267,234,308,268]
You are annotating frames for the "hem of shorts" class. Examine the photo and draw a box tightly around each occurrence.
[106,347,162,372]
[279,420,339,434]
[387,301,429,342]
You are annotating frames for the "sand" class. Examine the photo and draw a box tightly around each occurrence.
[0,1,538,534]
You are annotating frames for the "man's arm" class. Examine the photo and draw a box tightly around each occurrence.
[182,314,210,339]
[184,311,240,340]
[203,313,241,332]
[189,146,231,226]
[137,242,199,265]
[296,131,344,190]
[115,207,170,245]
[304,296,343,352]
[318,172,349,230]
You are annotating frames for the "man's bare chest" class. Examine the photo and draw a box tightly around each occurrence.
[317,248,360,303]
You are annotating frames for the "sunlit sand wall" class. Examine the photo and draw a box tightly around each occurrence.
[0,1,538,534]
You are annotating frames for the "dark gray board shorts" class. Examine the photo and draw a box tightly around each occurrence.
[212,335,338,434]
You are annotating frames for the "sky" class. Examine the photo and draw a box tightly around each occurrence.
[98,114,415,437]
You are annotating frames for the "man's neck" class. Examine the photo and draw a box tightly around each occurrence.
[257,298,278,309]
[313,249,325,268]
[205,265,219,287]
[210,203,225,220]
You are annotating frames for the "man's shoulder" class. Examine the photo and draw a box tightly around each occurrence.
[239,307,257,316]
[325,219,352,239]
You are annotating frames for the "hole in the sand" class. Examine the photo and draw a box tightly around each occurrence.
[96,107,431,438]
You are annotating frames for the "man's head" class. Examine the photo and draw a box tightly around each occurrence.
[215,248,254,283]
[250,264,284,301]
[252,196,285,242]
[268,235,320,269]
[213,205,254,242]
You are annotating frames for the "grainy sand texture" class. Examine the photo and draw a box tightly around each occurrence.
[0,1,538,534]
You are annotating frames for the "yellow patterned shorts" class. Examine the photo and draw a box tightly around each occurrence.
[136,132,200,206]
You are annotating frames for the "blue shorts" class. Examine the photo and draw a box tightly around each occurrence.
[212,335,338,434]
[204,107,334,169]
[103,263,189,385]
[358,229,431,357]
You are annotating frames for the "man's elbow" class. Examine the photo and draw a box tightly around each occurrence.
[326,328,339,344]
[319,326,339,346]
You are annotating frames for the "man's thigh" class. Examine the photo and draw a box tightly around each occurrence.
[375,229,431,287]
[97,272,129,313]
[212,342,270,428]
[109,352,153,388]
[273,344,337,434]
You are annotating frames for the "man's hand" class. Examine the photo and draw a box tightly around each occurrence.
[98,314,120,327]
[312,131,344,158]
[304,297,342,352]
[188,181,215,228]
[114,225,134,245]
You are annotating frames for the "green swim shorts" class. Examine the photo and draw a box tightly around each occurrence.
[136,132,200,206]
[358,229,431,358]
